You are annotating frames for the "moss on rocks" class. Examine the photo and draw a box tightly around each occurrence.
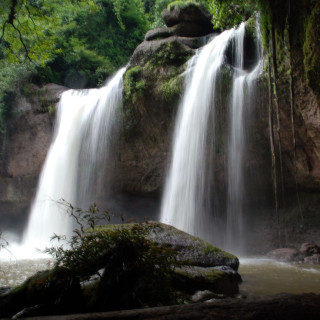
[160,74,184,103]
[153,40,194,66]
[123,66,146,104]
[122,37,193,137]
[303,2,320,101]
[0,268,83,318]
[0,222,241,318]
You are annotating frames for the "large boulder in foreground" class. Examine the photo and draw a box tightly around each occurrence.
[0,222,240,318]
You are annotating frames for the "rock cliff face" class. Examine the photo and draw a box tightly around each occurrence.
[0,84,67,234]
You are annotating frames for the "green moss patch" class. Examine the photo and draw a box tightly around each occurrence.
[168,1,200,11]
[303,2,320,100]
[123,66,146,104]
[160,74,184,103]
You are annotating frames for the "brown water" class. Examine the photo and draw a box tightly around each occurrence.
[239,258,320,296]
[1,257,320,296]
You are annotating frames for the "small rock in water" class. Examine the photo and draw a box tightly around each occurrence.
[304,254,320,264]
[267,248,299,262]
[191,290,224,303]
[300,243,320,256]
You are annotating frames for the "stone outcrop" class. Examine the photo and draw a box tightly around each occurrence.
[145,3,214,41]
[0,222,241,318]
[162,3,213,32]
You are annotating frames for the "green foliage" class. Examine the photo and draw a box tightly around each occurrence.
[0,61,36,133]
[160,75,183,103]
[209,0,256,30]
[0,0,150,84]
[167,0,201,10]
[154,41,193,66]
[43,200,179,309]
[123,66,146,104]
[0,0,66,64]
[0,0,151,132]
[38,0,149,88]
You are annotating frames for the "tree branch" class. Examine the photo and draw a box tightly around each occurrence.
[0,0,32,60]
[11,21,31,61]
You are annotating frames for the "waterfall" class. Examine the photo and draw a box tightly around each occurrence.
[160,29,235,238]
[226,23,262,252]
[225,24,247,251]
[161,22,262,253]
[21,68,125,253]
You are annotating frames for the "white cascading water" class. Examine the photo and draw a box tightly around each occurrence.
[161,22,262,253]
[14,67,125,257]
[225,23,247,251]
[226,23,262,252]
[160,28,235,238]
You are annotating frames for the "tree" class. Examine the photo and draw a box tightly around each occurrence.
[0,0,61,64]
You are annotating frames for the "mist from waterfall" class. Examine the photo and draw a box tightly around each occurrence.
[15,68,125,257]
[160,22,262,253]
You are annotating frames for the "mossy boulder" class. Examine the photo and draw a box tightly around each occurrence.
[0,222,240,318]
[0,268,83,318]
[148,222,239,270]
[129,37,194,68]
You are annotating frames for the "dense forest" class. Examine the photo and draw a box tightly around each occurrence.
[1,0,307,127]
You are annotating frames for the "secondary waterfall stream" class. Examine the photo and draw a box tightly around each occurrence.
[16,68,125,256]
[160,23,262,253]
[226,23,262,252]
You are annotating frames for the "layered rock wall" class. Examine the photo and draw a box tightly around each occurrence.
[0,84,66,233]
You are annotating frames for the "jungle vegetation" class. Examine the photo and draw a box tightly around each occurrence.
[0,0,318,130]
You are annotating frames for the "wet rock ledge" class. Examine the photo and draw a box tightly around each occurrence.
[9,294,320,320]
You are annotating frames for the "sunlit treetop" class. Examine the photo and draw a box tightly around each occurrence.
[0,0,100,65]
